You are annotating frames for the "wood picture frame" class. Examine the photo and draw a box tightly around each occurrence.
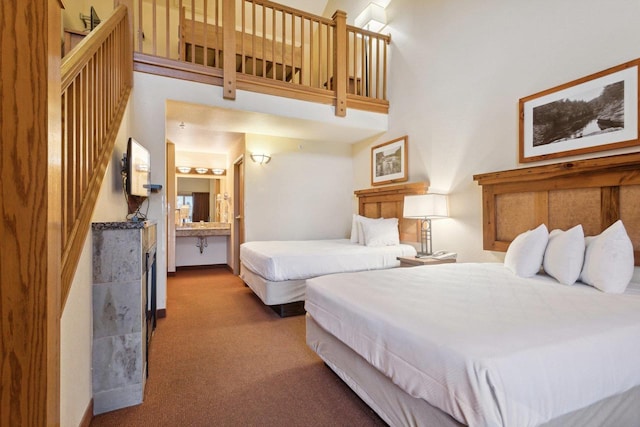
[371,135,408,186]
[519,58,640,163]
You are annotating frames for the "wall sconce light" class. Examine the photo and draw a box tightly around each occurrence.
[176,166,191,174]
[355,3,387,32]
[250,153,271,164]
[195,167,209,174]
[212,168,225,175]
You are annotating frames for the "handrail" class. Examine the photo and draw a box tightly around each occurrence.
[60,4,133,309]
[131,0,390,115]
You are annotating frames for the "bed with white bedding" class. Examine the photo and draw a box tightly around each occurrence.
[304,155,640,426]
[240,238,416,315]
[306,262,640,427]
[239,182,427,317]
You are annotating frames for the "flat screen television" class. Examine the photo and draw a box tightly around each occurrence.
[125,137,150,197]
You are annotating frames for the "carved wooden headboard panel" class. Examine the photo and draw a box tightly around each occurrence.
[473,153,640,265]
[354,182,429,243]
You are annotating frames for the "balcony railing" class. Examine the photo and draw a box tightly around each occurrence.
[127,0,390,115]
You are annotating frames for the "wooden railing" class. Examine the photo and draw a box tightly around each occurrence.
[60,4,133,308]
[131,0,390,115]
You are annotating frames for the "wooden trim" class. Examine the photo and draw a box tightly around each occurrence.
[1,0,61,424]
[79,399,94,427]
[222,0,236,99]
[61,5,128,88]
[60,5,133,308]
[473,152,640,265]
[474,151,640,185]
[332,10,347,117]
[355,182,429,243]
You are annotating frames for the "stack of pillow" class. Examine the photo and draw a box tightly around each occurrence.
[504,220,635,293]
[350,214,400,247]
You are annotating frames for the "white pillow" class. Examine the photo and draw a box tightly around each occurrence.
[504,224,549,278]
[579,220,634,293]
[350,214,359,243]
[361,217,400,247]
[543,225,585,285]
[357,216,382,245]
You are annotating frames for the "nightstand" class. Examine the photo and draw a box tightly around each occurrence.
[397,256,457,268]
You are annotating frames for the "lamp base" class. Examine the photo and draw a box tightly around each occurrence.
[415,253,432,259]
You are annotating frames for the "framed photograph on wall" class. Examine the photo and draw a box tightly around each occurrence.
[519,58,640,163]
[371,135,408,186]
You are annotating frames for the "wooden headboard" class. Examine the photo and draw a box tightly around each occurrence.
[473,153,640,265]
[354,181,428,243]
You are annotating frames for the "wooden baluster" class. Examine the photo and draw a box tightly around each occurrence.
[204,0,209,66]
[152,0,157,55]
[241,0,245,73]
[190,0,195,63]
[291,12,295,83]
[166,0,170,58]
[138,0,143,52]
[271,8,275,80]
[383,38,388,100]
[300,17,305,86]
[281,8,285,82]
[214,0,219,67]
[326,23,330,91]
[262,5,266,78]
[375,37,380,99]
[252,1,256,77]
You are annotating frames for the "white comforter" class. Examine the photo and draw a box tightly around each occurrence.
[305,263,640,427]
[240,239,417,282]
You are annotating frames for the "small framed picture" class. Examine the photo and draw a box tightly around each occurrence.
[519,58,639,163]
[371,135,408,186]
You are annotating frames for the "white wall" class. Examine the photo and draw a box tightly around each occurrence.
[60,100,131,426]
[244,134,354,241]
[131,72,382,311]
[349,0,640,262]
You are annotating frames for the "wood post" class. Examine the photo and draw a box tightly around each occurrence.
[223,0,236,99]
[332,10,347,117]
[0,0,62,424]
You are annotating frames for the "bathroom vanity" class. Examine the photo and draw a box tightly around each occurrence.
[175,222,231,267]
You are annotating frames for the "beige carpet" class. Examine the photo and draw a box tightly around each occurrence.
[90,268,386,426]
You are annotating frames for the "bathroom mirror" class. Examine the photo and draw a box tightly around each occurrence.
[177,176,224,223]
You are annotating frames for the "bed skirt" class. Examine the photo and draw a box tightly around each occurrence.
[240,263,306,316]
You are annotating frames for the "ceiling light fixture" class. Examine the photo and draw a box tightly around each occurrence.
[250,153,271,164]
[179,121,185,129]
[176,166,191,173]
[212,168,225,175]
[195,167,209,174]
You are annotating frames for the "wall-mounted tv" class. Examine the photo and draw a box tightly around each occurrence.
[125,137,150,197]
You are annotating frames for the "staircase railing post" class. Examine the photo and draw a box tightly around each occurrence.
[223,0,236,99]
[332,10,347,117]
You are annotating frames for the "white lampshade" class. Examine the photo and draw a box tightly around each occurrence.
[355,3,387,32]
[403,194,449,219]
